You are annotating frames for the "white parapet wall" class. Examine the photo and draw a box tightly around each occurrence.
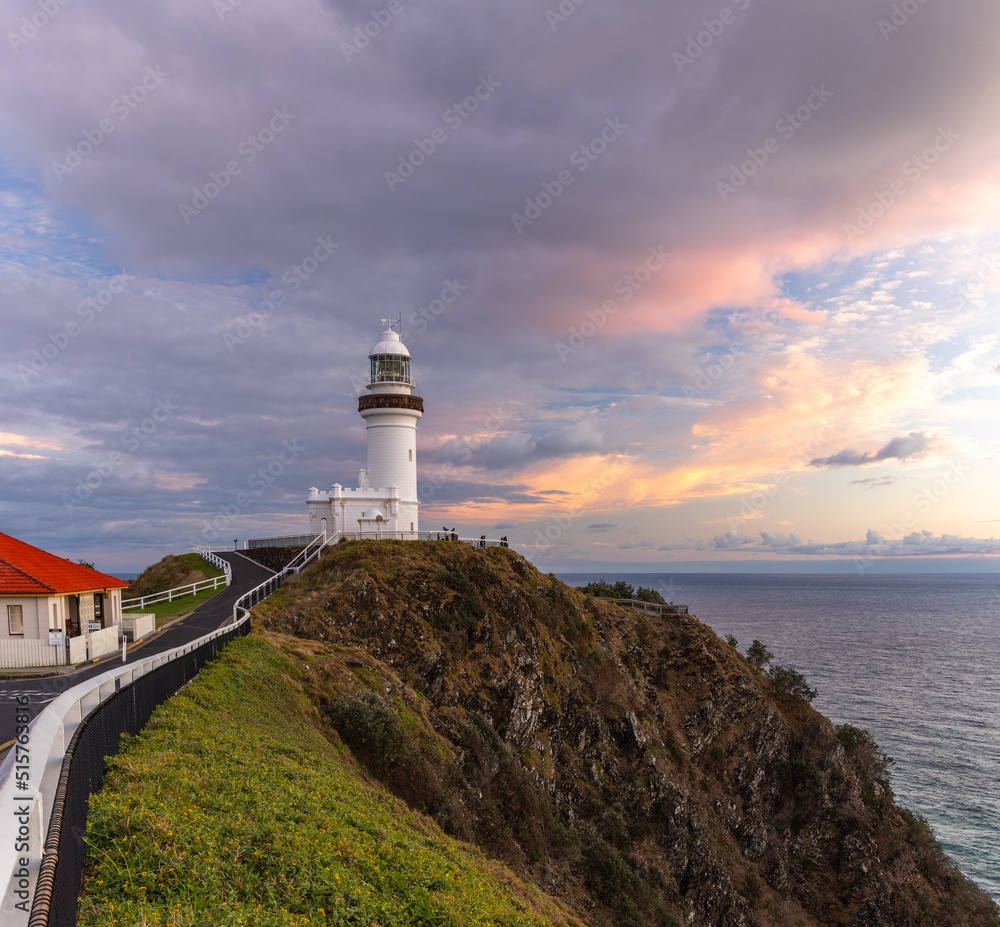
[120,613,156,642]
[87,625,121,661]
[0,614,250,926]
[0,639,66,670]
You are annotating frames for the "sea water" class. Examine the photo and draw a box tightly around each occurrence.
[559,572,1000,902]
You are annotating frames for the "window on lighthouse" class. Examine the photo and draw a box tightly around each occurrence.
[409,449,413,461]
[371,354,411,384]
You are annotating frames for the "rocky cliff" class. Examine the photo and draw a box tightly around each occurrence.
[252,539,999,927]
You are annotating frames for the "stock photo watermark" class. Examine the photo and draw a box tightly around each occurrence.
[16,273,133,389]
[853,460,967,573]
[682,308,779,400]
[384,74,502,191]
[555,246,671,361]
[61,396,179,513]
[10,694,32,913]
[341,0,412,62]
[881,250,997,365]
[179,106,296,223]
[716,84,833,202]
[214,0,248,20]
[51,65,169,181]
[511,116,628,233]
[948,251,1000,311]
[533,459,628,547]
[843,126,959,242]
[223,235,339,352]
[408,278,467,334]
[544,0,591,30]
[7,0,72,52]
[416,405,510,505]
[877,0,932,41]
[188,439,306,546]
[672,0,751,72]
[346,276,467,393]
[725,419,840,529]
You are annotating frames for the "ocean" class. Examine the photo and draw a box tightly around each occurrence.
[558,571,1000,902]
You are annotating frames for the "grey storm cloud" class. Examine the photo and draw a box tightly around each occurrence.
[809,432,932,468]
[659,530,1000,558]
[1,0,998,565]
[433,419,606,470]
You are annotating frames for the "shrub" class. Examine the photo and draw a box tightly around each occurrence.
[724,634,738,649]
[580,830,670,927]
[325,692,454,820]
[580,580,668,605]
[635,585,668,605]
[835,723,894,783]
[767,665,817,704]
[745,639,773,670]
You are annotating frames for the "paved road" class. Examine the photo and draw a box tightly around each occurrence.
[0,552,274,760]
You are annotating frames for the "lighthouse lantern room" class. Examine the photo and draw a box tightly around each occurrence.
[307,322,423,538]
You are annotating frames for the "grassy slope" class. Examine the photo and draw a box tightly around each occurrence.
[85,541,999,927]
[125,553,227,627]
[248,540,1000,927]
[78,634,582,927]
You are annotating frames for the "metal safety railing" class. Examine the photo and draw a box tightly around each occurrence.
[230,532,332,625]
[121,547,232,611]
[604,598,689,617]
[0,560,254,926]
[25,622,248,927]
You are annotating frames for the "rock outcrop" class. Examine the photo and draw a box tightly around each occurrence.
[254,539,1000,927]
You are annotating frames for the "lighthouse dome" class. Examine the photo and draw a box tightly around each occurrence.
[368,327,414,387]
[369,328,411,357]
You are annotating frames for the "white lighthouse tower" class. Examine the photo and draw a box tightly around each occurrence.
[306,322,423,538]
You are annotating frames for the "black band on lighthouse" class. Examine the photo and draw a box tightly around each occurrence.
[358,394,424,413]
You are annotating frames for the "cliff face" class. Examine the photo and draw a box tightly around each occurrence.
[253,540,999,927]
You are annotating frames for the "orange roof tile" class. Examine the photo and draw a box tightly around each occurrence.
[0,532,129,596]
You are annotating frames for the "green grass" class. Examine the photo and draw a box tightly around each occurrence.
[124,554,227,628]
[78,635,566,927]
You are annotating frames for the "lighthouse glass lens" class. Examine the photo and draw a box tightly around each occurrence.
[371,354,411,384]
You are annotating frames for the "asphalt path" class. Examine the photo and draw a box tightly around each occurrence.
[0,552,274,762]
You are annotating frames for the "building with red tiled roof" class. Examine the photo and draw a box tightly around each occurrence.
[0,532,129,668]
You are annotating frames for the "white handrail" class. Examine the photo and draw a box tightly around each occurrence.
[230,532,334,625]
[195,547,234,584]
[0,606,253,925]
[122,548,232,611]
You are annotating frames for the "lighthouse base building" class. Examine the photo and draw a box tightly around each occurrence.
[307,325,423,538]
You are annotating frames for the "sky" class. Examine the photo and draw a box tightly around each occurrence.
[1,0,999,575]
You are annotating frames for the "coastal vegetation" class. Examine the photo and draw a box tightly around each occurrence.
[79,635,576,927]
[123,552,226,626]
[79,540,1000,926]
[125,552,222,600]
[576,578,668,604]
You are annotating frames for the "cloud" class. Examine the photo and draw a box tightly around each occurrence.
[810,432,933,468]
[587,522,618,532]
[659,529,1000,558]
[851,476,896,489]
[0,1,999,567]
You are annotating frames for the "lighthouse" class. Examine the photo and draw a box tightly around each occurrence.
[306,323,424,538]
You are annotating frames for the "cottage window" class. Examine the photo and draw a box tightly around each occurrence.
[8,604,24,635]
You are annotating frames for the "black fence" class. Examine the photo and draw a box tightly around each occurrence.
[247,534,318,549]
[29,620,250,927]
